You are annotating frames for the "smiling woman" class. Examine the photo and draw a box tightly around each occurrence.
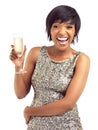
[50,21,75,51]
[46,5,81,43]
[9,5,90,130]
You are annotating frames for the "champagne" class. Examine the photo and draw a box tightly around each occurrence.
[14,37,23,57]
[13,35,27,74]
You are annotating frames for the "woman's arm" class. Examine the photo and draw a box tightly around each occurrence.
[11,46,41,99]
[24,53,90,123]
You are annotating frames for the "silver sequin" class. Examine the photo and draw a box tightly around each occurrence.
[27,46,83,130]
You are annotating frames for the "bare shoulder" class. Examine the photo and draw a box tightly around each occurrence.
[27,46,41,63]
[29,46,41,55]
[77,52,90,64]
[76,52,90,71]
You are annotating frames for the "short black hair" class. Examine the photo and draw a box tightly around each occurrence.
[46,5,81,43]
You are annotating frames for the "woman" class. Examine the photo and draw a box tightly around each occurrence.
[10,5,90,130]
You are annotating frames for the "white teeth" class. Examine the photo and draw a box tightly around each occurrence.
[57,37,68,41]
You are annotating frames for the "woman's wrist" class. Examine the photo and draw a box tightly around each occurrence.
[15,66,22,74]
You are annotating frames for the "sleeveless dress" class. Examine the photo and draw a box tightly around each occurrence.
[27,46,83,130]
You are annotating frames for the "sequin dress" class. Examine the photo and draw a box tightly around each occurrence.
[27,46,83,130]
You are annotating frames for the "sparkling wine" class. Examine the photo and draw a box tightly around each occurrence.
[13,36,27,74]
[14,37,23,57]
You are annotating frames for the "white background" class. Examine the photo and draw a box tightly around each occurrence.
[0,0,97,130]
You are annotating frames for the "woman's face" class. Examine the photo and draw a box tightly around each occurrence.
[50,20,75,51]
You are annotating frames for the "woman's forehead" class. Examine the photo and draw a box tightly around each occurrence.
[53,19,75,25]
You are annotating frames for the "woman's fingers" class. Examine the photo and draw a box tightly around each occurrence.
[9,45,18,60]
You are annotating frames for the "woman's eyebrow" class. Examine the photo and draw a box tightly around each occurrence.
[66,21,74,25]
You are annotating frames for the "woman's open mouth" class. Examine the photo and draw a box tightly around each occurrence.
[57,37,69,45]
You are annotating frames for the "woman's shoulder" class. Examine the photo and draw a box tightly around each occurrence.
[77,52,90,61]
[29,46,46,53]
[30,46,41,53]
[26,46,41,63]
[76,51,90,67]
[72,48,90,63]
[27,46,46,63]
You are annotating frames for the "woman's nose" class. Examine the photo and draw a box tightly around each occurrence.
[59,27,67,35]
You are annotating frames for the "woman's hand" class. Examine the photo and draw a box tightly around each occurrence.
[24,106,31,124]
[9,45,26,67]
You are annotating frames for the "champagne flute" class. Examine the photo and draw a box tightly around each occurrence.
[14,36,27,74]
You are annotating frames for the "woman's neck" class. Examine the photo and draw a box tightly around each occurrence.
[46,46,77,61]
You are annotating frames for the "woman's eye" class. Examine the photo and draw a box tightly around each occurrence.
[67,26,73,29]
[52,25,59,28]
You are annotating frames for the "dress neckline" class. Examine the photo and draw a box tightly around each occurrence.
[43,46,80,63]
